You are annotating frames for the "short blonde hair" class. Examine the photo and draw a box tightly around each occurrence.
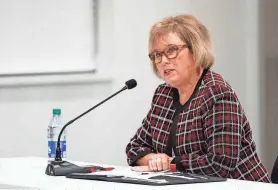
[149,14,214,77]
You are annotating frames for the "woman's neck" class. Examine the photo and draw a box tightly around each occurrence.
[177,68,203,105]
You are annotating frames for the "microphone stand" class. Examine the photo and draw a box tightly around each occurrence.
[45,86,128,176]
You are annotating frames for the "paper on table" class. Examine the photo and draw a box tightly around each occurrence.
[81,168,169,183]
[85,167,195,180]
[85,167,156,178]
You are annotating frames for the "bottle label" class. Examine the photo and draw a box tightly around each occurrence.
[48,141,66,158]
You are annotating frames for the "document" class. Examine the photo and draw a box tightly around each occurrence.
[67,167,227,185]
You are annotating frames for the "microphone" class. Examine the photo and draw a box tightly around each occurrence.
[45,79,137,176]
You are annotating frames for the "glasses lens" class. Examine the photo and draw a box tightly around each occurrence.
[149,52,162,64]
[149,54,155,62]
[165,46,178,59]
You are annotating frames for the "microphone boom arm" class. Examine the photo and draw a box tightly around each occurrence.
[55,86,127,161]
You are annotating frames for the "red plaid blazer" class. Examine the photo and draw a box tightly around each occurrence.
[126,69,270,182]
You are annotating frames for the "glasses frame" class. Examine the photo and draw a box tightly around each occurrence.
[148,44,188,64]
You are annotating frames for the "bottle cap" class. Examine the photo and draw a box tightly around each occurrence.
[170,164,177,172]
[53,109,61,115]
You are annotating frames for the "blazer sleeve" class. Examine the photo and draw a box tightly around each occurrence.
[172,85,243,178]
[125,87,161,166]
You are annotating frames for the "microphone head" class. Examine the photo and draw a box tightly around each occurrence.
[125,79,137,89]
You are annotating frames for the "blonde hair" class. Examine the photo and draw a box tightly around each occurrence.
[149,14,214,77]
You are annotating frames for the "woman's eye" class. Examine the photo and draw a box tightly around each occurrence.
[154,52,161,58]
[167,46,177,54]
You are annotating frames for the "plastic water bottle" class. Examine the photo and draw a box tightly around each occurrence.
[47,108,66,162]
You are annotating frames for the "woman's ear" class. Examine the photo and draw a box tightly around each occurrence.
[196,65,203,77]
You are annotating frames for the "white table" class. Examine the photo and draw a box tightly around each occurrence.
[0,157,276,190]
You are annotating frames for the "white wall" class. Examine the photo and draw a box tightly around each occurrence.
[0,0,272,171]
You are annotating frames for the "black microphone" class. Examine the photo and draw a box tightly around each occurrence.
[45,79,137,176]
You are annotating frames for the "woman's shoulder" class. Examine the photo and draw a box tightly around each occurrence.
[199,69,243,106]
[149,83,174,107]
[202,69,234,93]
[199,70,246,119]
[154,83,173,96]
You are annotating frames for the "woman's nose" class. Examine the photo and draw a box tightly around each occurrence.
[161,54,169,65]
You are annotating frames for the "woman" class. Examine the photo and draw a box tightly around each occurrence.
[125,14,270,182]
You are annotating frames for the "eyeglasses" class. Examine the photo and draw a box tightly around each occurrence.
[148,44,188,64]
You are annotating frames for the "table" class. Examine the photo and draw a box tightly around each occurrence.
[0,157,276,190]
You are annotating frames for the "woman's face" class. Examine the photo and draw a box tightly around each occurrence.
[149,33,198,89]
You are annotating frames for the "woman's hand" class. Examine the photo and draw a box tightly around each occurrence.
[133,153,174,172]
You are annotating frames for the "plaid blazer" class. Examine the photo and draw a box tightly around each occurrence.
[126,69,270,182]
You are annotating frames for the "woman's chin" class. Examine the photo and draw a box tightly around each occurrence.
[164,78,180,88]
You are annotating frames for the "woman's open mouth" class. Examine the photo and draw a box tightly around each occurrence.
[164,69,175,76]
